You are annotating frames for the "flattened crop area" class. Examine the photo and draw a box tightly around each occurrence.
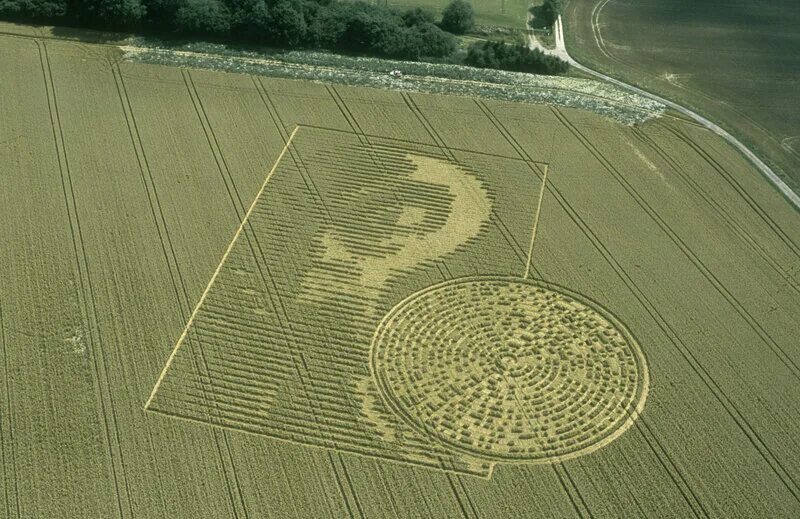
[2,32,800,518]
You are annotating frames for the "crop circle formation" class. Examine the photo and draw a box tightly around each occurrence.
[371,277,648,462]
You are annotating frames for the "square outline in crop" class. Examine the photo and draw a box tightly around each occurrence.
[145,124,550,478]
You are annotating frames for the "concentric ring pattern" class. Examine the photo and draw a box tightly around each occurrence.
[371,277,649,462]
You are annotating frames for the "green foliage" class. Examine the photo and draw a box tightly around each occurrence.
[409,22,455,58]
[307,1,351,48]
[264,0,306,46]
[439,0,473,35]
[306,2,453,59]
[0,0,67,18]
[75,0,146,28]
[142,0,182,26]
[400,6,434,28]
[465,40,568,75]
[529,0,561,28]
[547,0,563,14]
[175,0,231,35]
[0,0,464,67]
[228,0,269,38]
[336,4,399,54]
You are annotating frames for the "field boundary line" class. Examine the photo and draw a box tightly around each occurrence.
[372,466,401,518]
[327,88,488,511]
[147,402,492,478]
[109,63,176,513]
[253,77,335,223]
[327,452,365,519]
[113,64,250,517]
[664,125,800,259]
[550,106,800,501]
[141,97,358,513]
[144,125,300,410]
[293,122,548,166]
[37,40,133,519]
[525,164,549,279]
[475,100,670,519]
[485,98,800,507]
[182,69,250,419]
[185,70,251,220]
[400,93,533,268]
[327,85,408,215]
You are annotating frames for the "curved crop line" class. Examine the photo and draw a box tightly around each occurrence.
[552,14,800,210]
[590,0,616,62]
[368,276,649,519]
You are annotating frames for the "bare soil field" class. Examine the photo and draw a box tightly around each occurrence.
[1,27,799,518]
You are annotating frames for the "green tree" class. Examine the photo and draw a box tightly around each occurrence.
[264,0,307,47]
[439,0,473,35]
[401,6,433,27]
[539,0,562,26]
[307,1,351,48]
[411,22,455,57]
[347,8,397,53]
[175,0,231,34]
[74,0,146,27]
[0,0,463,66]
[0,0,67,18]
[465,40,568,75]
[228,0,269,39]
[142,0,182,26]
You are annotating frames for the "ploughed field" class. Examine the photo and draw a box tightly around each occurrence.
[1,30,800,519]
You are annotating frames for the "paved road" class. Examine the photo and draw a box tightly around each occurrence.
[541,15,800,209]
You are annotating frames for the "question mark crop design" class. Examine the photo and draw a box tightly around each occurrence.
[300,154,493,309]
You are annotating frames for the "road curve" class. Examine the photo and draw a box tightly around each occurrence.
[547,15,800,209]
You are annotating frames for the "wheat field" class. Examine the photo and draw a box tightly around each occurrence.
[1,31,799,518]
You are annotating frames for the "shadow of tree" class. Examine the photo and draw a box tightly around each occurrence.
[49,24,129,44]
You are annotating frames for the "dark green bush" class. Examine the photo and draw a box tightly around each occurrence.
[400,6,434,28]
[74,0,146,28]
[529,0,561,28]
[0,0,67,19]
[175,0,231,35]
[465,40,569,75]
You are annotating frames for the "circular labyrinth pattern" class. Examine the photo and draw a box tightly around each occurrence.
[370,276,649,463]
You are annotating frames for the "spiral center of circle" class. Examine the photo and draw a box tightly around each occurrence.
[370,277,649,463]
[497,354,518,371]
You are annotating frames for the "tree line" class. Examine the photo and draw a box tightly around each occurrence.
[0,0,481,59]
[465,40,568,75]
[0,0,568,74]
